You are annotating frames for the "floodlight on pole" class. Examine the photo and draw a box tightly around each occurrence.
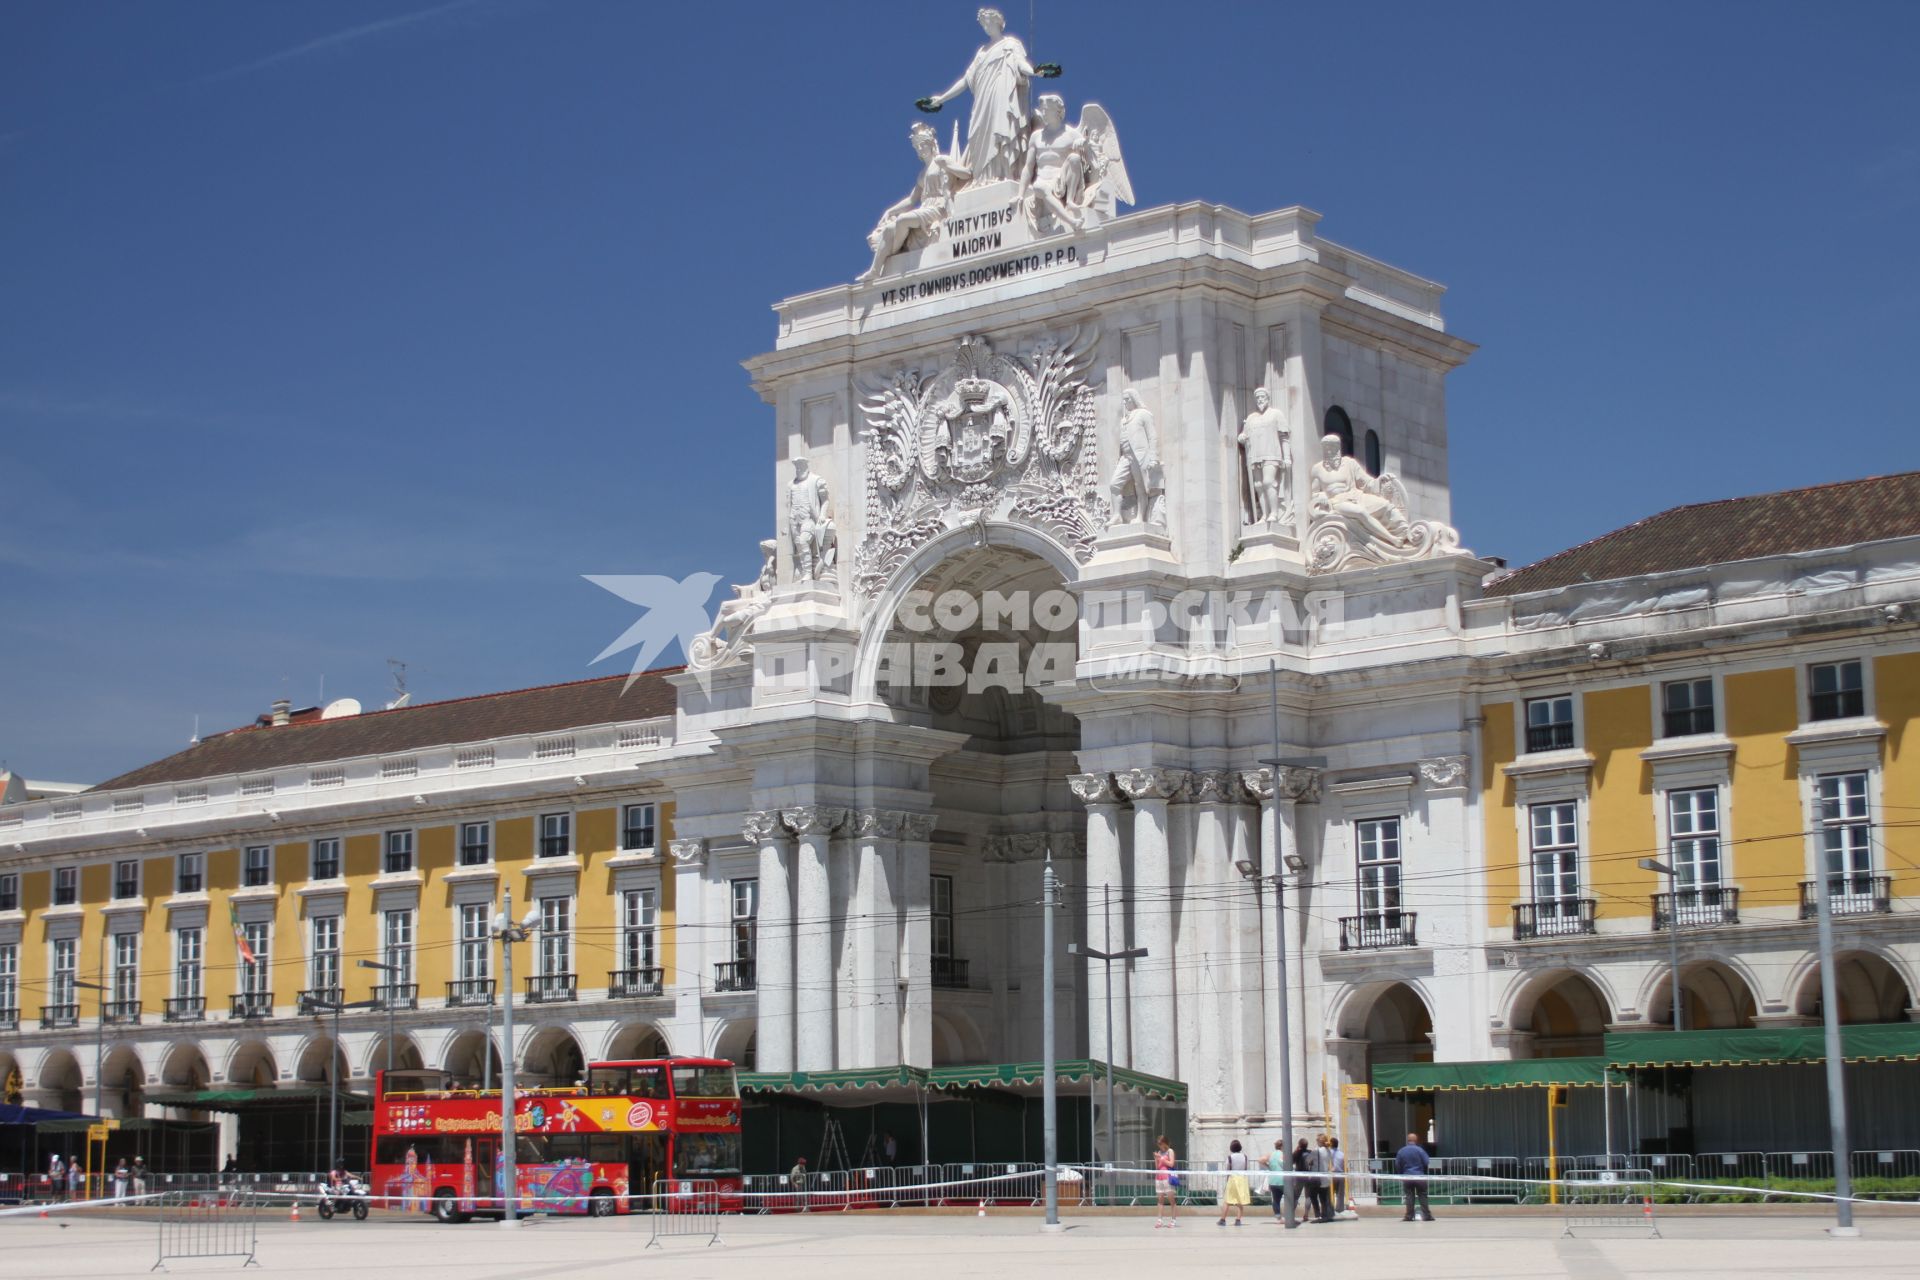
[1068,884,1147,1168]
[491,888,538,1227]
[1639,858,1684,1032]
[358,958,401,1075]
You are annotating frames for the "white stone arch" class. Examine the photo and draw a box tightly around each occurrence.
[291,1033,348,1085]
[1501,965,1618,1057]
[0,1046,23,1104]
[709,1018,757,1070]
[222,1039,279,1086]
[361,1031,425,1078]
[160,1042,212,1090]
[520,1023,586,1086]
[99,1043,147,1118]
[930,1007,990,1066]
[1634,956,1763,1030]
[1328,976,1437,1045]
[850,520,1082,705]
[440,1028,501,1086]
[600,1021,672,1062]
[1787,946,1917,1023]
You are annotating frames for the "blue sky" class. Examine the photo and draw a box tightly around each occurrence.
[3,0,1917,783]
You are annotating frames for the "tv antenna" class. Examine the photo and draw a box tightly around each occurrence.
[385,659,410,710]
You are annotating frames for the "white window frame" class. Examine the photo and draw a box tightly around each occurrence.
[1806,657,1868,723]
[930,874,954,960]
[0,942,16,1016]
[621,888,657,973]
[0,872,17,912]
[384,829,415,875]
[1355,817,1404,920]
[112,931,140,1006]
[538,896,573,991]
[539,812,573,859]
[311,916,342,994]
[1522,693,1578,754]
[175,928,203,1002]
[240,922,272,996]
[1528,800,1583,912]
[382,909,416,990]
[458,904,492,984]
[622,803,658,854]
[1816,771,1876,907]
[53,866,78,907]
[730,878,758,964]
[51,936,78,1009]
[311,837,342,881]
[243,845,272,888]
[1660,676,1717,738]
[458,821,492,867]
[113,859,140,901]
[177,852,204,895]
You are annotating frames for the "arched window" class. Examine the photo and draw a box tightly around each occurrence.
[1324,406,1354,457]
[1364,429,1383,477]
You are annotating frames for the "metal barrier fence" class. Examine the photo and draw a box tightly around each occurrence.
[153,1189,260,1272]
[1560,1170,1660,1239]
[646,1179,719,1248]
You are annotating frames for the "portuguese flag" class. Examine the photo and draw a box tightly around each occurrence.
[231,902,256,966]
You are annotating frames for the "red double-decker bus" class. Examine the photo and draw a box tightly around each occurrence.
[370,1056,742,1221]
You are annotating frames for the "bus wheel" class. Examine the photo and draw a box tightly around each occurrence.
[589,1190,616,1218]
[433,1189,460,1224]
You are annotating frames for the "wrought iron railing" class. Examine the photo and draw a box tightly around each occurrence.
[1525,722,1575,753]
[445,978,495,1008]
[1512,898,1597,940]
[931,956,970,990]
[1799,874,1891,919]
[229,991,273,1019]
[40,1003,79,1029]
[164,996,206,1022]
[103,999,143,1025]
[373,983,419,1011]
[1339,912,1419,950]
[297,987,342,1012]
[0,1007,16,1032]
[526,973,577,1003]
[712,961,756,993]
[1653,886,1740,929]
[608,968,664,998]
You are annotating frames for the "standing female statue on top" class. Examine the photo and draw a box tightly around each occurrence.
[918,7,1058,183]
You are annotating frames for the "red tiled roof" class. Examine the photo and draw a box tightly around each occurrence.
[1483,472,1920,598]
[93,669,680,792]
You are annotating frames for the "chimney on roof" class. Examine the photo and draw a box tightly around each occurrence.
[271,698,292,728]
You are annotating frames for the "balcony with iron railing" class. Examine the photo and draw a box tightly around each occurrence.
[297,987,343,1012]
[102,999,142,1025]
[1525,722,1576,753]
[1339,912,1419,951]
[230,991,273,1019]
[931,956,970,990]
[0,1007,16,1033]
[1653,887,1740,930]
[373,984,419,1011]
[526,973,577,1003]
[163,996,206,1023]
[1512,898,1598,940]
[609,968,664,998]
[445,978,496,1008]
[40,1004,78,1030]
[712,960,756,993]
[1800,874,1892,920]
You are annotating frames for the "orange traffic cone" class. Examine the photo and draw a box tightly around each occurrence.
[38,1207,48,1219]
[977,1199,987,1217]
[289,1202,300,1222]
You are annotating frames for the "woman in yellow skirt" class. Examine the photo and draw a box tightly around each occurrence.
[1217,1139,1251,1226]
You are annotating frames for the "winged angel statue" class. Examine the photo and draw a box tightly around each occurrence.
[1022,94,1132,233]
[853,331,1109,599]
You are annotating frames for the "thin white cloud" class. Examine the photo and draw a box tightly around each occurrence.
[192,0,490,86]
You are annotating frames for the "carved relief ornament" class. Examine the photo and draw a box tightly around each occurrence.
[855,330,1110,598]
[1419,756,1470,790]
[1115,767,1192,802]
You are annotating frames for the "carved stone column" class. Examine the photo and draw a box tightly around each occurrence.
[898,812,937,1068]
[1115,766,1189,1083]
[744,811,794,1073]
[1242,766,1321,1119]
[852,809,905,1067]
[784,805,847,1071]
[1069,774,1126,1069]
[1189,769,1238,1117]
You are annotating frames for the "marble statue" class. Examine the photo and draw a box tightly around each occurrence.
[788,457,838,582]
[860,122,972,284]
[1020,94,1133,232]
[688,538,777,669]
[1307,433,1460,571]
[917,7,1045,183]
[1237,387,1291,526]
[1108,388,1165,527]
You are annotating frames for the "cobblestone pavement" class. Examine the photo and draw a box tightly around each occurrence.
[5,1206,1918,1279]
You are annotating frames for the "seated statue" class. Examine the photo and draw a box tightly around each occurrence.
[1308,433,1460,571]
[860,122,971,283]
[689,539,777,669]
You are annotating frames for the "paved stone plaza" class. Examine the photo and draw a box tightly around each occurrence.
[4,1209,1919,1279]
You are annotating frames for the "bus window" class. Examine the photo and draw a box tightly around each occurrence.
[587,1067,629,1096]
[516,1135,551,1164]
[674,1132,743,1177]
[628,1066,669,1099]
[631,1131,667,1193]
[670,1065,737,1099]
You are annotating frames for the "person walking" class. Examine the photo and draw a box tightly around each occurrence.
[1265,1140,1288,1223]
[67,1158,83,1202]
[48,1153,64,1203]
[112,1158,130,1199]
[1327,1136,1348,1217]
[787,1156,809,1213]
[1395,1132,1434,1222]
[131,1155,147,1198]
[1309,1136,1334,1223]
[1153,1135,1179,1228]
[1286,1138,1314,1223]
[1216,1140,1250,1227]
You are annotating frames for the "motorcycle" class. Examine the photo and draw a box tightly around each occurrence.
[316,1173,371,1221]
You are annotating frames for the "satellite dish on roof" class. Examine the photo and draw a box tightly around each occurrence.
[320,698,363,720]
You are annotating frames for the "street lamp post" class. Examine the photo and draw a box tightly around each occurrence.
[357,959,400,1076]
[297,993,379,1173]
[491,889,539,1227]
[76,977,106,1201]
[1067,884,1146,1165]
[1040,852,1062,1231]
[1811,864,1858,1234]
[1639,858,1684,1032]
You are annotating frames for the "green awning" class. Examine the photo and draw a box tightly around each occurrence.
[1371,1057,1609,1093]
[740,1059,1186,1104]
[36,1116,217,1134]
[144,1086,371,1113]
[1605,1022,1920,1069]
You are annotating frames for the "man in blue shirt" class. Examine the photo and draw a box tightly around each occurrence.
[1395,1132,1434,1221]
